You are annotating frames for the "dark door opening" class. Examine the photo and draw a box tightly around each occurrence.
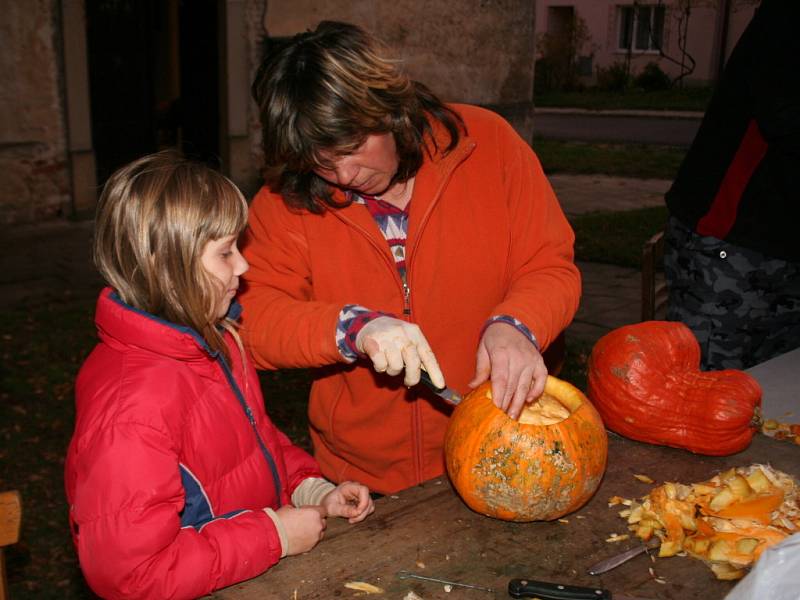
[86,0,220,186]
[178,0,220,166]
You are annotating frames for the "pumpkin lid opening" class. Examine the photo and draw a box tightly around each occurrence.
[518,392,574,425]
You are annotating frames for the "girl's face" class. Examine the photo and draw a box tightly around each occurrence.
[200,234,249,319]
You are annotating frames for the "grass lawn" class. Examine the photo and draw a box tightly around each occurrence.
[569,206,669,268]
[535,86,713,112]
[533,138,685,181]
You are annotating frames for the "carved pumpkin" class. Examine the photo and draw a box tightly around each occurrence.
[587,321,762,456]
[444,376,608,522]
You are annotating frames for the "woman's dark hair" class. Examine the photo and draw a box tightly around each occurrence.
[252,20,465,213]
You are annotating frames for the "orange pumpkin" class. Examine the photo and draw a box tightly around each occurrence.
[587,321,762,456]
[444,376,608,522]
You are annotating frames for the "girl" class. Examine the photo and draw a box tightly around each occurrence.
[65,151,374,599]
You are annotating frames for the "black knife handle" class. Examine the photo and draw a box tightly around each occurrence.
[419,369,444,391]
[508,578,612,600]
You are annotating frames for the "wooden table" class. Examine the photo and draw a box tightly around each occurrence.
[212,433,799,600]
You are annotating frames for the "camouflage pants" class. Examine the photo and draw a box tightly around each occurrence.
[664,217,800,370]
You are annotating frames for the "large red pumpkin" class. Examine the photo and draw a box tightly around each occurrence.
[587,321,762,456]
[444,376,607,522]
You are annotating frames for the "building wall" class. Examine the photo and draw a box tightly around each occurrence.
[242,0,538,187]
[535,0,760,85]
[0,0,538,224]
[0,0,71,224]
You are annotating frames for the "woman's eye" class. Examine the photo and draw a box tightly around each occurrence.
[220,251,233,258]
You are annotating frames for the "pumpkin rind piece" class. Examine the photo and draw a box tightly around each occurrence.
[444,376,608,522]
[587,321,762,456]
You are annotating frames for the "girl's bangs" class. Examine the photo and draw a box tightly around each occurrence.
[202,175,249,240]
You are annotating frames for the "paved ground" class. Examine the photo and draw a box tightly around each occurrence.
[533,107,702,146]
[0,173,671,345]
[550,174,670,217]
[548,174,669,343]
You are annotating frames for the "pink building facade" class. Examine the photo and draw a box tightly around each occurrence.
[536,0,761,85]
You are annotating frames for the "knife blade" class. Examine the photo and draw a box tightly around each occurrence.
[587,538,660,575]
[508,578,653,600]
[418,369,463,405]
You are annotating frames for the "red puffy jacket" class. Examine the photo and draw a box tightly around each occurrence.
[65,288,322,599]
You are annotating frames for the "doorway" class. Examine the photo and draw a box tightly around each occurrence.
[85,0,221,186]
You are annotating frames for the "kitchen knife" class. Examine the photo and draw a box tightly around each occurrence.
[419,369,463,405]
[587,539,660,575]
[508,579,611,599]
[508,578,653,600]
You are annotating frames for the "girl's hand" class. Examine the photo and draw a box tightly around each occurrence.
[320,481,375,523]
[275,505,327,555]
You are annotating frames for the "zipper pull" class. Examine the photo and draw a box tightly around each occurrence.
[402,282,411,315]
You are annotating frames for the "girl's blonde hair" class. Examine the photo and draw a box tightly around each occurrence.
[93,151,249,361]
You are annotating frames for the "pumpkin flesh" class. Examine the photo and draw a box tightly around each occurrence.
[612,464,799,580]
[445,376,608,522]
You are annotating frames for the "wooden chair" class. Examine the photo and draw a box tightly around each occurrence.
[0,491,22,600]
[641,231,668,321]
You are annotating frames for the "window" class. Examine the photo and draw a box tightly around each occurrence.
[618,4,665,52]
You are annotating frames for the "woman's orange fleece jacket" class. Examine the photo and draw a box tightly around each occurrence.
[239,104,581,494]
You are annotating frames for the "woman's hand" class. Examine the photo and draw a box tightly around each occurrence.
[275,505,327,555]
[468,322,547,420]
[356,317,445,388]
[320,482,375,524]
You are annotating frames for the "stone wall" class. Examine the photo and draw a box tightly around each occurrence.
[244,0,538,182]
[0,1,537,224]
[0,0,70,225]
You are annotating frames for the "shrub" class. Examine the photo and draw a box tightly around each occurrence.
[635,62,672,91]
[534,13,591,93]
[595,61,631,92]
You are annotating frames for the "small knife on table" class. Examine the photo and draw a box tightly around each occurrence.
[587,539,660,575]
[508,578,653,600]
[418,369,463,405]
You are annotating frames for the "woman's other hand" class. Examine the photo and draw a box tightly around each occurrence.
[469,322,547,420]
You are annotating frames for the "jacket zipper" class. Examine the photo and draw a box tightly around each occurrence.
[218,356,283,507]
[335,141,475,486]
[404,144,474,486]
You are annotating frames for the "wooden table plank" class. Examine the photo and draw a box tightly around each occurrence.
[213,433,799,600]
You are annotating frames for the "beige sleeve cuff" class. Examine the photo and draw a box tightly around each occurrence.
[292,477,337,507]
[263,507,289,558]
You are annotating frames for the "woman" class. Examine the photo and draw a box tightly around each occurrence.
[240,21,580,494]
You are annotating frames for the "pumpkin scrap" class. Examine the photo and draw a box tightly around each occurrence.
[613,464,799,580]
[344,581,384,594]
[761,418,800,445]
[445,376,608,522]
[587,321,762,456]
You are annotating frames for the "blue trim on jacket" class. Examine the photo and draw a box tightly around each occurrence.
[108,291,283,511]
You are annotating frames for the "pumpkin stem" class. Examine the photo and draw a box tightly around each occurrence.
[750,406,763,430]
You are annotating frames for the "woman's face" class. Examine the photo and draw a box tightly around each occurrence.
[200,234,249,319]
[313,133,399,197]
